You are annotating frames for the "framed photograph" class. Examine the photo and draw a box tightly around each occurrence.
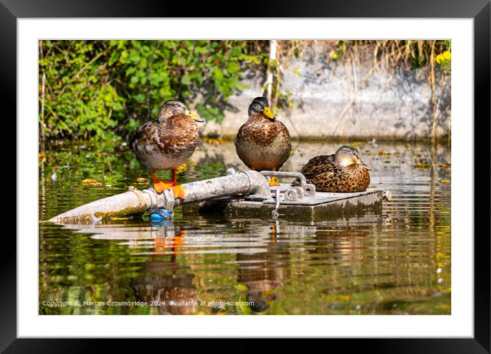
[6,0,490,352]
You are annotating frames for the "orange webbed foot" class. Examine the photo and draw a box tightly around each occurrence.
[171,184,186,200]
[153,181,174,194]
[269,176,280,186]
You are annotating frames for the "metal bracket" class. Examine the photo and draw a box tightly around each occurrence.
[284,188,299,201]
[260,170,316,196]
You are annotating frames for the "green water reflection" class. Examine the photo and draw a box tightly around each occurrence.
[39,139,451,315]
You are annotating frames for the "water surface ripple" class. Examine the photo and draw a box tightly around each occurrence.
[39,141,451,315]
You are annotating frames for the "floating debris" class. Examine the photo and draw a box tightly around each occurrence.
[135,177,148,183]
[82,178,103,187]
[149,208,173,223]
[111,216,133,221]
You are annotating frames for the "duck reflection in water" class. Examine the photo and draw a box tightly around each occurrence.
[131,224,198,315]
[236,223,289,313]
[131,259,198,315]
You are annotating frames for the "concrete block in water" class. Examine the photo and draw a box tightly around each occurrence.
[183,185,384,223]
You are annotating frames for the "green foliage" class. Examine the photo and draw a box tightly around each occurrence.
[39,40,451,141]
[39,40,268,139]
[330,40,451,72]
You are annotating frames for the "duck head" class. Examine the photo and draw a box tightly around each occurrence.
[158,100,204,123]
[335,146,371,170]
[248,97,275,120]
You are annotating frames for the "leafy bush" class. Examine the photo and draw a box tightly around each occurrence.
[39,40,268,140]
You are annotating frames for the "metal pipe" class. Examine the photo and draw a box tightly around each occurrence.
[48,171,271,224]
[173,170,271,206]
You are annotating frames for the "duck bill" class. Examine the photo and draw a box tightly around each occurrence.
[362,162,372,171]
[263,106,275,120]
[186,111,205,123]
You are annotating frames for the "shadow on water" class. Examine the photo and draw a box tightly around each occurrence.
[39,140,451,315]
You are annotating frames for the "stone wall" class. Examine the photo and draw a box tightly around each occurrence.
[200,43,451,140]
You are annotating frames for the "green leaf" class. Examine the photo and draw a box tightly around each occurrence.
[195,46,208,55]
[229,46,242,57]
[226,62,240,74]
[134,94,145,103]
[108,51,120,66]
[181,74,191,86]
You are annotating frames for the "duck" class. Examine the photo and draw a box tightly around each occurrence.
[129,100,204,199]
[234,97,291,186]
[299,145,371,193]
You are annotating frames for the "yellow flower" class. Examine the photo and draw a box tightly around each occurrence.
[435,54,443,64]
[330,52,339,60]
[443,50,451,60]
[175,164,187,173]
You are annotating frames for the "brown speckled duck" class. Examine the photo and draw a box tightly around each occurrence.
[234,97,291,186]
[129,100,204,199]
[300,146,371,193]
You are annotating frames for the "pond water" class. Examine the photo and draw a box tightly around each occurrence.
[39,139,451,315]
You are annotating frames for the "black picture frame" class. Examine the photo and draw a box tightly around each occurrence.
[4,0,490,352]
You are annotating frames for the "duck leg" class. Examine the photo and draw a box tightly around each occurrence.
[152,169,174,194]
[170,169,186,200]
[151,169,159,184]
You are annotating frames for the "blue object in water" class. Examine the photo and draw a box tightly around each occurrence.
[149,208,173,223]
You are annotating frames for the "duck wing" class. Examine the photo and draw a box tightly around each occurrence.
[130,115,199,154]
[129,121,163,155]
[301,155,336,179]
[300,154,349,191]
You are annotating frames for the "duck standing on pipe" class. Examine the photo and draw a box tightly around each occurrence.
[235,97,292,186]
[129,100,204,199]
